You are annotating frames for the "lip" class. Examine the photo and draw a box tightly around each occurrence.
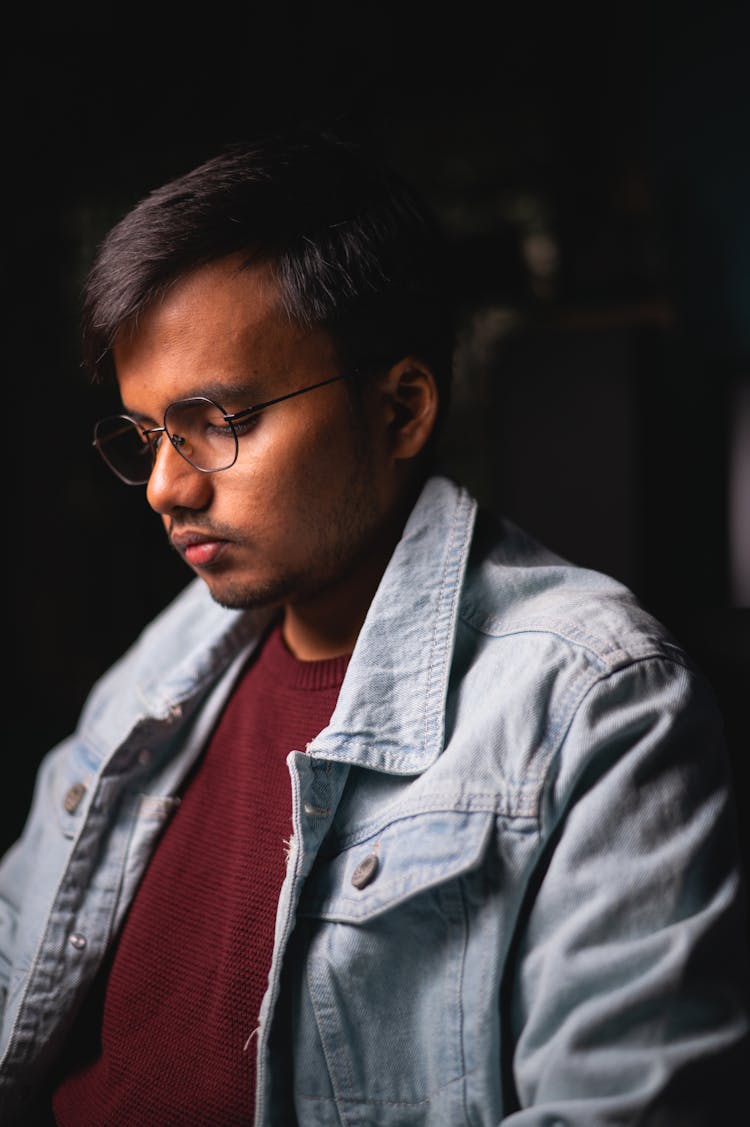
[170,530,230,568]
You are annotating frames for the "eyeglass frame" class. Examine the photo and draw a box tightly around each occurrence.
[92,373,347,485]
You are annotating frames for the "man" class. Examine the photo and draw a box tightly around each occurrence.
[0,127,747,1125]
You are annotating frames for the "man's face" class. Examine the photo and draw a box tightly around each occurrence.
[113,256,401,642]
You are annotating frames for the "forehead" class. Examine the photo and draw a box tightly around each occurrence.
[113,256,337,408]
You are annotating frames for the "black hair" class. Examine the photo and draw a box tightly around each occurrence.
[82,126,455,432]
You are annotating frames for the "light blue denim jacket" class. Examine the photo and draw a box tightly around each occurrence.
[1,475,748,1124]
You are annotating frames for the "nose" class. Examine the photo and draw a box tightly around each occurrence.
[146,435,213,515]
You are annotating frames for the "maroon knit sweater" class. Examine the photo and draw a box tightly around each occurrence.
[52,624,349,1126]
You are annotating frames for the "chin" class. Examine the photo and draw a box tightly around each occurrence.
[204,574,294,612]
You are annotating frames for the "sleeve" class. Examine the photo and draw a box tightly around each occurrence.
[506,657,750,1125]
[0,741,73,1019]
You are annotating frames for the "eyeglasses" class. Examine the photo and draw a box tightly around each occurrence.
[92,374,346,485]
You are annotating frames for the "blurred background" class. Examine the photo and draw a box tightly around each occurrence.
[7,1,748,865]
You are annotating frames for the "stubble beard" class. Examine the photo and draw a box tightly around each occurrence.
[204,453,388,616]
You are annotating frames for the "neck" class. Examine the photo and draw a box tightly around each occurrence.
[282,479,422,661]
[281,534,396,660]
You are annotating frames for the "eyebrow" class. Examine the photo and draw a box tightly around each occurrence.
[121,377,268,423]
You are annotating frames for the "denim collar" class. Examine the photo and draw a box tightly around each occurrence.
[309,475,476,775]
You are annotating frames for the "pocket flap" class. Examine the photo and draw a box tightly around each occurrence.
[299,809,494,923]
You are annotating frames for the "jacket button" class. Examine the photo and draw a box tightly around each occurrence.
[351,853,379,889]
[63,782,86,813]
[69,933,87,950]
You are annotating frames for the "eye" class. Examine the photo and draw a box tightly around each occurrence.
[230,412,262,438]
[203,417,239,439]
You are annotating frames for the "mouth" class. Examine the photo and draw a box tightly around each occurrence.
[170,530,230,569]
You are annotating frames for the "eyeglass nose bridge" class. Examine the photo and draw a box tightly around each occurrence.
[142,423,189,451]
[141,423,193,474]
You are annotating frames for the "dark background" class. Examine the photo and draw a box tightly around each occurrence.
[7,3,749,869]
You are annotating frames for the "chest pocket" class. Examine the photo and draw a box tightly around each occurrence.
[289,809,494,1124]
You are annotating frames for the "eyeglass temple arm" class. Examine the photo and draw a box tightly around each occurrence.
[224,374,346,423]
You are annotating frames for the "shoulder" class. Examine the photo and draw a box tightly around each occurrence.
[77,579,271,738]
[460,506,686,673]
[449,505,720,799]
[95,577,249,685]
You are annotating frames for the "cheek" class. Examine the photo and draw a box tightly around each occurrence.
[242,417,352,503]
[216,404,371,534]
[216,461,306,538]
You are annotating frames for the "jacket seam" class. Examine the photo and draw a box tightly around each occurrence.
[536,653,694,842]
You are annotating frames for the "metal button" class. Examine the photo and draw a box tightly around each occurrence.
[303,802,330,818]
[351,853,379,890]
[63,782,86,814]
[69,933,87,950]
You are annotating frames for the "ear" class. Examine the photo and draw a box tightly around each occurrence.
[379,357,440,461]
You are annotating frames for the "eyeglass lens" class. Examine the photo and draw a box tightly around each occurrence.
[94,398,239,484]
[93,416,154,484]
[164,398,238,473]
